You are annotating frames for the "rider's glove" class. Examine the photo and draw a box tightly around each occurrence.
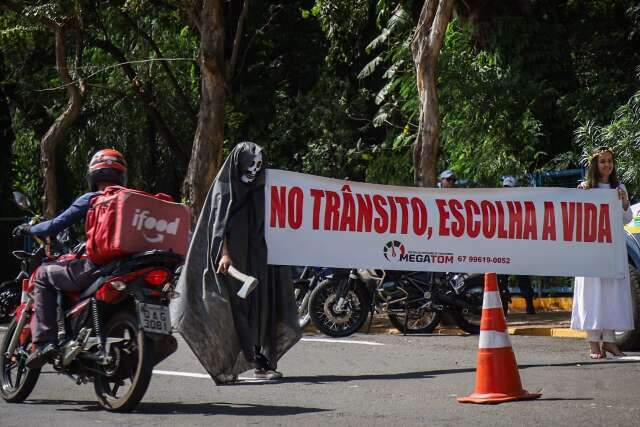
[12,223,31,237]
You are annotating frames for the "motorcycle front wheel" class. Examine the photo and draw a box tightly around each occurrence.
[309,278,370,337]
[94,311,154,412]
[0,281,21,324]
[0,318,41,402]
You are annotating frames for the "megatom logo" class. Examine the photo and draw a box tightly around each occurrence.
[383,240,405,261]
[131,209,181,243]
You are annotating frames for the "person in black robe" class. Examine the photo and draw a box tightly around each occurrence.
[171,142,301,383]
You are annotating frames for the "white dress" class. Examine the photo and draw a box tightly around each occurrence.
[570,183,635,331]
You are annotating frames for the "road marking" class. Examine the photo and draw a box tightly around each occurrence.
[236,376,277,383]
[153,369,210,379]
[301,337,384,346]
[0,326,7,331]
[153,370,276,383]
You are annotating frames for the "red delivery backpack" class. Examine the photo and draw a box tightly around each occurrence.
[85,186,191,265]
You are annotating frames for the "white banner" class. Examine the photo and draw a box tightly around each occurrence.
[265,169,628,278]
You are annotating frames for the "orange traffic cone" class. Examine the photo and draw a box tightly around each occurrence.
[458,272,541,404]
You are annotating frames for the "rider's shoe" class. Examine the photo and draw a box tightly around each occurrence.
[26,343,59,369]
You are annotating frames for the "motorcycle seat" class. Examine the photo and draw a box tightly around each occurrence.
[79,276,107,300]
[64,292,82,304]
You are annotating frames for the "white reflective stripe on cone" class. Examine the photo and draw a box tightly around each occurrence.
[482,291,503,310]
[479,330,512,349]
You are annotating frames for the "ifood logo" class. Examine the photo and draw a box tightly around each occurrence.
[131,209,181,243]
[383,240,405,261]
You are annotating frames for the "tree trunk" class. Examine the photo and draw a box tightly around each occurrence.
[183,0,226,220]
[41,28,85,217]
[411,0,454,187]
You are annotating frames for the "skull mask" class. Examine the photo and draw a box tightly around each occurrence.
[240,150,263,184]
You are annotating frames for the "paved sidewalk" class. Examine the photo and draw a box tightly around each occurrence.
[433,311,581,338]
[506,311,584,338]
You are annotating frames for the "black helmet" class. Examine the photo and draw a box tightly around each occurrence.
[87,149,127,191]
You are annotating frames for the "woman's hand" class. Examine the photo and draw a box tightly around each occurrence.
[618,188,630,211]
[217,254,233,274]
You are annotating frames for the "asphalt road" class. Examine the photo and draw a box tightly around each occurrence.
[1,327,639,427]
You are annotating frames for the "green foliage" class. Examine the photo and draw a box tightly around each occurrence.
[10,113,42,207]
[226,0,377,182]
[2,1,200,206]
[237,75,370,180]
[312,0,371,68]
[437,21,545,186]
[351,1,416,185]
[365,147,413,186]
[360,1,640,187]
[3,0,640,222]
[360,6,550,187]
[575,88,640,197]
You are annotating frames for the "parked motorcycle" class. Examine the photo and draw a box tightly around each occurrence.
[308,268,510,337]
[0,192,183,412]
[293,266,332,328]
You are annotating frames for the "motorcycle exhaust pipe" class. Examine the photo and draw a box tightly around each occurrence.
[433,293,473,310]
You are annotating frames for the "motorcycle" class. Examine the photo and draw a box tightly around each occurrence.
[293,267,332,328]
[0,192,183,412]
[308,268,510,337]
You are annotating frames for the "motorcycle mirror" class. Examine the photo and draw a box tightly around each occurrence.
[12,191,32,210]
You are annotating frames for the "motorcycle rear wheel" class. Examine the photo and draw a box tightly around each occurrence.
[0,318,41,403]
[450,283,509,335]
[309,278,370,337]
[93,311,154,412]
[388,310,441,334]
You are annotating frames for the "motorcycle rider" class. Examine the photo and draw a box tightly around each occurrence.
[12,149,128,368]
[438,170,457,188]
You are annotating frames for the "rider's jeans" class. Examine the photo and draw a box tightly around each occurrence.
[31,258,96,344]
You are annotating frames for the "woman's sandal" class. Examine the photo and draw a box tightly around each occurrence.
[602,343,626,357]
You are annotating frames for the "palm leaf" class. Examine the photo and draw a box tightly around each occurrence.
[358,55,383,79]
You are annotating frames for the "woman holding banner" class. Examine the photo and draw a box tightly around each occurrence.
[571,146,634,359]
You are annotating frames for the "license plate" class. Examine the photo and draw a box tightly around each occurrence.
[137,303,171,335]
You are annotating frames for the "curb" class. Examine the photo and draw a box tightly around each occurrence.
[510,296,573,312]
[508,327,585,338]
[370,326,584,339]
